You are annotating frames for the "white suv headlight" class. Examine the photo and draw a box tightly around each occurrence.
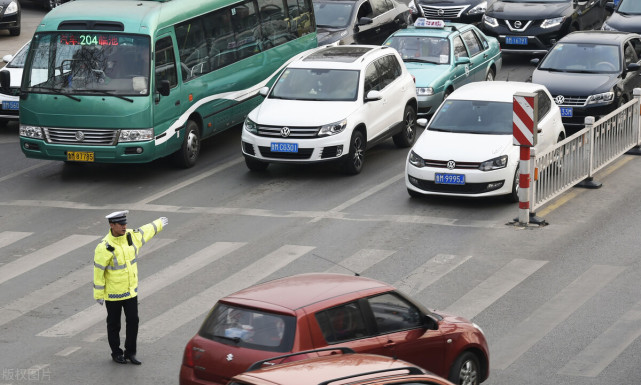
[19,125,44,139]
[318,119,347,137]
[417,87,434,96]
[467,1,487,15]
[587,92,615,105]
[541,17,565,29]
[5,1,18,15]
[119,128,154,142]
[483,15,498,28]
[479,155,507,171]
[244,117,258,134]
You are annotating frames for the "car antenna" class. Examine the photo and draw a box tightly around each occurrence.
[312,253,360,276]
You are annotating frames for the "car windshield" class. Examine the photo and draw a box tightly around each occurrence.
[270,68,360,101]
[23,32,151,96]
[539,43,621,73]
[429,100,514,134]
[313,2,354,28]
[618,0,641,14]
[199,303,296,353]
[385,36,450,64]
[7,42,30,68]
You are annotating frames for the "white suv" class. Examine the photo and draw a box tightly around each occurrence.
[241,45,418,174]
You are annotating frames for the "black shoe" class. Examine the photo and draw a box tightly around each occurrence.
[112,354,127,364]
[125,354,142,365]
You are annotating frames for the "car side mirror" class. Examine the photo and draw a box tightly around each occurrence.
[2,54,12,64]
[530,58,540,66]
[605,2,614,11]
[627,62,640,72]
[0,70,10,92]
[365,90,382,101]
[259,86,269,97]
[157,79,170,96]
[416,118,428,127]
[358,17,373,26]
[455,56,470,65]
[423,314,439,330]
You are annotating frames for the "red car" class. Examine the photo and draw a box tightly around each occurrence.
[180,273,489,385]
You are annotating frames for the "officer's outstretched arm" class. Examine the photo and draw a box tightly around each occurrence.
[132,217,165,248]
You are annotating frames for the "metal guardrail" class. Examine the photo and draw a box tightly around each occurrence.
[530,89,641,213]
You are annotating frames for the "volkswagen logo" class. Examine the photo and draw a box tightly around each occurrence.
[280,127,291,138]
[437,8,444,16]
[226,353,234,361]
[555,95,565,105]
[514,21,522,29]
[75,131,85,142]
[447,160,456,170]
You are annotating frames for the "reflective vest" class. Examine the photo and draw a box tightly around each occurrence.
[93,218,163,301]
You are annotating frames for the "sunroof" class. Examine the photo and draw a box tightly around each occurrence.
[304,46,374,63]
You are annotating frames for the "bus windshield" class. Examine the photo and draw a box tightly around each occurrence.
[24,32,151,96]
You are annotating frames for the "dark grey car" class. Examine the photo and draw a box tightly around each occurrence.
[0,0,20,36]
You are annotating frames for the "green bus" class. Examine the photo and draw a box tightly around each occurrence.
[6,0,316,167]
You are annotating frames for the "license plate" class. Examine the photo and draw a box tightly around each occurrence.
[435,173,465,185]
[270,142,298,153]
[1,101,19,110]
[559,107,573,117]
[505,36,528,45]
[66,151,95,162]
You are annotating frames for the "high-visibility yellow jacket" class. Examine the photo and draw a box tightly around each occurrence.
[93,218,163,301]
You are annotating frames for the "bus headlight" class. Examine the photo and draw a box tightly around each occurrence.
[318,119,347,136]
[244,117,258,134]
[19,125,44,139]
[119,128,154,142]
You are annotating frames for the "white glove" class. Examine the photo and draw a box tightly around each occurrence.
[96,299,104,306]
[160,217,168,227]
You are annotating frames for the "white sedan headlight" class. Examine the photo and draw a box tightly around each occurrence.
[19,125,44,139]
[119,128,154,142]
[417,87,434,96]
[479,155,507,171]
[541,17,565,29]
[587,92,615,105]
[467,1,487,15]
[318,119,347,137]
[244,117,258,134]
[408,150,426,168]
[5,1,18,15]
[483,15,498,28]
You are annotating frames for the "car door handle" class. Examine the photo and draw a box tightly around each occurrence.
[484,54,489,59]
[175,100,181,106]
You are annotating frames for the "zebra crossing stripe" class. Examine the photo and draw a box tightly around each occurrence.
[326,249,395,275]
[491,264,624,371]
[138,244,315,344]
[0,235,99,286]
[0,238,176,328]
[445,259,548,320]
[37,242,246,338]
[0,231,32,249]
[557,299,641,377]
[393,254,472,296]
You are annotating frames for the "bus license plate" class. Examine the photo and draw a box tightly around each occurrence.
[505,36,528,45]
[435,173,465,185]
[271,142,298,153]
[560,107,573,117]
[66,151,95,162]
[2,101,19,110]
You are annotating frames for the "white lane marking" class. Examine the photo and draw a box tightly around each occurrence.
[37,242,246,338]
[445,258,548,320]
[393,254,472,296]
[0,235,98,286]
[558,299,641,377]
[55,346,81,357]
[138,244,314,344]
[491,264,624,370]
[0,238,175,327]
[325,249,395,275]
[0,231,32,249]
[0,162,52,184]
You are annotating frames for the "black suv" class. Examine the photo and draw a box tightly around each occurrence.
[531,31,641,132]
[416,0,487,24]
[481,0,608,54]
[314,0,413,45]
[602,0,641,33]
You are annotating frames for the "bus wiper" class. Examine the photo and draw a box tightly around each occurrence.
[33,86,81,102]
[90,89,134,103]
[213,334,241,344]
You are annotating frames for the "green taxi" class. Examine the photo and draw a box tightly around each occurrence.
[384,18,502,117]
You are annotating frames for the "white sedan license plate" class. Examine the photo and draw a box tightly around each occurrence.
[2,101,19,110]
[270,142,298,153]
[435,173,465,185]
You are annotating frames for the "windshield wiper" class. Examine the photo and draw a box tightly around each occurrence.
[539,67,567,72]
[213,334,241,344]
[403,58,439,64]
[88,89,134,103]
[31,86,81,102]
[428,127,454,132]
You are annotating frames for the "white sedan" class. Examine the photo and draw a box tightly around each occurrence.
[405,81,566,201]
[0,41,29,126]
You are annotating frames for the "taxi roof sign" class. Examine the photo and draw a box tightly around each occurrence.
[414,18,446,28]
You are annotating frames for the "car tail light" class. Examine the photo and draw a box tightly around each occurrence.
[183,339,195,368]
[412,75,416,83]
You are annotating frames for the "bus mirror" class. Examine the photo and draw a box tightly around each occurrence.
[0,70,10,92]
[158,80,170,96]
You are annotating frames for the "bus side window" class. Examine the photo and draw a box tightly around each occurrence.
[203,9,237,70]
[175,18,208,81]
[257,0,292,48]
[232,1,262,61]
[285,0,313,37]
[155,36,178,94]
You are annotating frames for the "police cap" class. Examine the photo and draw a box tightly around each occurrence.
[106,210,129,224]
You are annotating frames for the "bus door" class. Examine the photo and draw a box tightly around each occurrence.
[153,34,184,145]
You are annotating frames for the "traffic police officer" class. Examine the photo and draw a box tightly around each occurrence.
[93,210,168,365]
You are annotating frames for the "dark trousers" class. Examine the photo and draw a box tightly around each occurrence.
[105,296,139,357]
